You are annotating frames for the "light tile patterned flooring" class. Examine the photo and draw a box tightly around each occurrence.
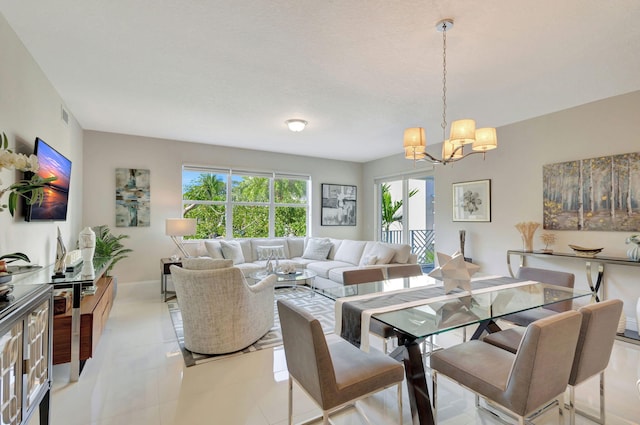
[28,281,640,424]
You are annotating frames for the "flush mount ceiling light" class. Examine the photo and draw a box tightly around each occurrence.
[404,18,498,165]
[285,119,308,132]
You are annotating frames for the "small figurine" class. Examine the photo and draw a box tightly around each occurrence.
[53,227,67,277]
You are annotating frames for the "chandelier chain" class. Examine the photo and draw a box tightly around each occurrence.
[441,22,448,143]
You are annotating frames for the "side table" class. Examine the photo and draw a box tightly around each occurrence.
[160,258,181,302]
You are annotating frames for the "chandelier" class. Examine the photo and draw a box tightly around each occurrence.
[404,19,497,165]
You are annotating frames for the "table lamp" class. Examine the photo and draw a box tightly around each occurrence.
[165,218,197,259]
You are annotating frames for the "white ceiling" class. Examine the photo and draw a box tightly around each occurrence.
[2,0,640,163]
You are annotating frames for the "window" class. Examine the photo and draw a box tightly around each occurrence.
[182,167,309,239]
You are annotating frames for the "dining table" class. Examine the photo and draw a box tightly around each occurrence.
[320,274,592,425]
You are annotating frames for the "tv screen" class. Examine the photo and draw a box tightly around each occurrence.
[25,138,72,221]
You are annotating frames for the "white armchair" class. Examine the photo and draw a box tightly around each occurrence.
[170,260,277,355]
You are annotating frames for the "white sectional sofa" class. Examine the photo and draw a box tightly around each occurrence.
[192,237,418,289]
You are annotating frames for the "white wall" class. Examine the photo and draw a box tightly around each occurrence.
[364,90,640,330]
[0,14,83,266]
[82,131,364,282]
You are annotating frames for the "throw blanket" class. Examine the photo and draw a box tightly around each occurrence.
[336,275,532,351]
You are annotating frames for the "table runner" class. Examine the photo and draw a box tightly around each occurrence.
[337,276,531,351]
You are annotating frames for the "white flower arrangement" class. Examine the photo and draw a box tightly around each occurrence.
[0,132,56,216]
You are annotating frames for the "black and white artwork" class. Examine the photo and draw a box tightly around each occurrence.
[321,184,356,226]
[452,179,491,222]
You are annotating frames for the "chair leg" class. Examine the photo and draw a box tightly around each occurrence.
[599,371,605,424]
[432,371,438,424]
[322,411,329,425]
[568,385,575,425]
[383,338,388,354]
[288,376,294,425]
[397,382,403,425]
[557,395,564,425]
[475,394,480,408]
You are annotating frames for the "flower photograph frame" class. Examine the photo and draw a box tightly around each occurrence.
[452,179,491,222]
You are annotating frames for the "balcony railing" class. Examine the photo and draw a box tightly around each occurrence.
[382,229,435,266]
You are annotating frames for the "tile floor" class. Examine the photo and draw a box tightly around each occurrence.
[29,281,640,425]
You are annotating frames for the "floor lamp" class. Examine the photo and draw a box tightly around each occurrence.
[165,218,197,259]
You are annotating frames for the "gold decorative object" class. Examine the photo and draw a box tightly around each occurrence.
[515,222,540,253]
[568,244,603,258]
[539,233,556,253]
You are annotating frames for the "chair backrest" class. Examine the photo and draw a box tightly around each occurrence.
[570,299,623,386]
[516,267,575,312]
[506,310,582,415]
[277,299,336,407]
[387,264,423,279]
[181,257,233,270]
[343,268,385,285]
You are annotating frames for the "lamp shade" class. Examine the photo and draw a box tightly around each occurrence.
[449,119,476,145]
[442,139,463,160]
[472,127,498,151]
[403,127,426,148]
[404,146,426,160]
[166,218,197,236]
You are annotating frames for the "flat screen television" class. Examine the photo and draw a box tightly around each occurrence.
[25,137,72,221]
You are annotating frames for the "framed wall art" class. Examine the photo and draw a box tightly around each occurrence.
[115,168,150,227]
[452,179,491,222]
[321,183,357,226]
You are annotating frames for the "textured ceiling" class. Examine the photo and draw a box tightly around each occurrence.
[2,0,640,162]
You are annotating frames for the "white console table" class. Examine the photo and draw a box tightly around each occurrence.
[507,249,640,344]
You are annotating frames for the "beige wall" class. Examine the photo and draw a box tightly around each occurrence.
[364,90,640,331]
[0,14,84,266]
[82,131,364,282]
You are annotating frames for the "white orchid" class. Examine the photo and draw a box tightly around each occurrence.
[626,234,640,246]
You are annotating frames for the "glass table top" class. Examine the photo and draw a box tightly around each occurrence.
[249,268,317,282]
[321,274,440,300]
[372,282,591,340]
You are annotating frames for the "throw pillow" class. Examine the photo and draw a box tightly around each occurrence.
[257,245,285,260]
[204,240,224,259]
[219,240,245,265]
[360,255,378,266]
[302,238,332,260]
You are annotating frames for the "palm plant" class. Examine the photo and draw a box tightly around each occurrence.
[92,225,133,276]
[381,183,418,233]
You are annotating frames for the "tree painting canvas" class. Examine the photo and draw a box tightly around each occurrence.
[543,152,640,231]
[115,168,150,227]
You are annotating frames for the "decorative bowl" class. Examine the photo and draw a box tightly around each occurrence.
[568,244,603,258]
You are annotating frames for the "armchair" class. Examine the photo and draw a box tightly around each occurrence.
[170,263,276,354]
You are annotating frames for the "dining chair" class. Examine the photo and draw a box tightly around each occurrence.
[342,268,395,353]
[342,268,386,284]
[277,299,404,425]
[431,310,582,425]
[483,299,623,425]
[501,266,575,326]
[386,264,423,279]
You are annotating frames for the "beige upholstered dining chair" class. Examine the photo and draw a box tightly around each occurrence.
[342,268,385,285]
[386,264,423,279]
[431,310,582,425]
[277,299,404,425]
[483,299,623,425]
[501,266,575,326]
[170,261,276,354]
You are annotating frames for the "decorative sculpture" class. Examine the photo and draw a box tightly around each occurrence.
[79,226,96,278]
[53,227,67,277]
[428,251,480,294]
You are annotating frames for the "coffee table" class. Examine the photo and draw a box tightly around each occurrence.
[249,269,317,290]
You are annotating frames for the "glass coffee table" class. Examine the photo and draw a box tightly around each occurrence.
[249,269,318,291]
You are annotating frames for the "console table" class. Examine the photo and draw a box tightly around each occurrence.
[507,249,640,343]
[11,258,111,382]
[0,283,52,425]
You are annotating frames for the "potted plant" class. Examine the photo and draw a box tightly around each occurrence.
[0,252,32,283]
[92,225,133,276]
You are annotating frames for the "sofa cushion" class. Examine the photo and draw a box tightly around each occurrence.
[380,242,412,264]
[359,242,396,266]
[220,240,245,265]
[287,237,306,258]
[302,238,332,260]
[307,260,354,278]
[250,238,290,260]
[204,240,225,259]
[334,240,367,265]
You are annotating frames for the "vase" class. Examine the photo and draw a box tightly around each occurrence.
[628,244,640,262]
[79,226,96,278]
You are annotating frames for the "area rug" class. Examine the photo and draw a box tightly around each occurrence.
[168,287,336,367]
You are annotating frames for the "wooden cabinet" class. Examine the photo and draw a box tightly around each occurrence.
[52,276,114,365]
